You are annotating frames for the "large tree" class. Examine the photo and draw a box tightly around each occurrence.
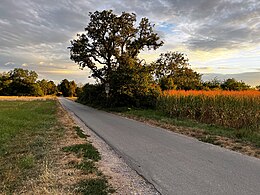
[69,10,163,83]
[7,68,43,96]
[153,52,202,90]
[109,58,161,107]
[37,79,57,95]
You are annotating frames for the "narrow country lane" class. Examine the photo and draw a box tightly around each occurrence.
[59,97,260,195]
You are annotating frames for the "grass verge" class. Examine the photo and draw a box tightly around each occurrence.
[0,100,61,193]
[112,108,260,158]
[0,100,114,194]
[63,126,114,194]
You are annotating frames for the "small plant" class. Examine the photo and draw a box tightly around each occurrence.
[74,126,89,139]
[62,143,101,161]
[75,160,97,174]
[64,126,114,194]
[75,178,115,195]
[18,155,35,169]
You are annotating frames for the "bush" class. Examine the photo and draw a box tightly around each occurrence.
[77,84,106,107]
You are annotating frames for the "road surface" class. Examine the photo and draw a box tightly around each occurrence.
[59,98,260,195]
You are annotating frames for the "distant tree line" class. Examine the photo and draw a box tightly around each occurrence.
[0,68,81,97]
[0,68,46,96]
[202,78,250,91]
[69,10,256,108]
[57,79,82,97]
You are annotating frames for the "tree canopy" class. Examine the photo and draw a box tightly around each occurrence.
[221,78,250,91]
[0,68,43,96]
[0,68,57,96]
[69,10,163,83]
[37,79,57,95]
[58,79,77,97]
[153,52,202,90]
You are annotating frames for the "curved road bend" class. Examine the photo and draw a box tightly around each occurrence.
[59,97,260,195]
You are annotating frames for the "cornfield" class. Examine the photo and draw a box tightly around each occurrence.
[157,90,260,130]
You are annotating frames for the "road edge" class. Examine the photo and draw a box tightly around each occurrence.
[59,98,161,194]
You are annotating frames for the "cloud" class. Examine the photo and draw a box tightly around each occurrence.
[2,0,258,52]
[4,62,15,66]
[109,0,260,51]
[177,0,259,50]
[22,63,28,67]
[0,0,259,83]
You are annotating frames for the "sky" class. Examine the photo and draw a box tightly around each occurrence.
[0,0,259,86]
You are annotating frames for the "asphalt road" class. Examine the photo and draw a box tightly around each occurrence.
[59,97,260,195]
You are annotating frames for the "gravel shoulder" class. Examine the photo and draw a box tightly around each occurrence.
[62,103,160,194]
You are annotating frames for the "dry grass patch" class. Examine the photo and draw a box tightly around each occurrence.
[0,96,56,101]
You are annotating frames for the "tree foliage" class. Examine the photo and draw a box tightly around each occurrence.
[109,59,161,107]
[58,79,77,97]
[159,77,176,91]
[77,83,105,106]
[202,78,221,90]
[37,79,57,95]
[221,78,250,91]
[153,52,202,90]
[78,59,161,108]
[0,68,57,96]
[0,72,12,95]
[0,68,43,96]
[69,10,163,83]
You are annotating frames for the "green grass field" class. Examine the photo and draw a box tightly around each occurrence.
[0,100,113,194]
[0,100,61,193]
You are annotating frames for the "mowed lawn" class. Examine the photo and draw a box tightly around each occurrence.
[0,100,62,193]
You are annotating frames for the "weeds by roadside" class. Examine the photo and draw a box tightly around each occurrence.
[62,126,115,195]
